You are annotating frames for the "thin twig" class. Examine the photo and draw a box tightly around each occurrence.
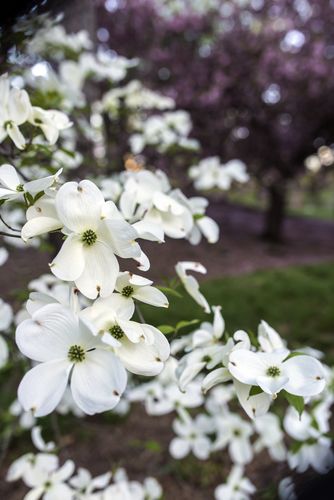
[0,214,20,232]
[0,231,22,238]
[51,413,62,446]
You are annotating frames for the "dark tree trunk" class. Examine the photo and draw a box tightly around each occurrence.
[263,181,287,242]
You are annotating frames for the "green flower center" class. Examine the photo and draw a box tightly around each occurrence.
[16,184,24,192]
[121,285,134,298]
[193,213,204,220]
[81,229,97,246]
[109,325,124,340]
[233,429,241,437]
[266,366,281,378]
[68,344,85,363]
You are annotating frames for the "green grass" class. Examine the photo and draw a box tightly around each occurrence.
[140,262,334,363]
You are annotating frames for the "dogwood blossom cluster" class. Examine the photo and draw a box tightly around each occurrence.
[99,168,220,246]
[189,157,249,191]
[118,264,332,495]
[1,12,333,500]
[7,428,162,500]
[125,283,333,498]
[20,17,198,164]
[0,73,71,150]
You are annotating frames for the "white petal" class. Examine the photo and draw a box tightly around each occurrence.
[132,220,164,242]
[99,219,140,259]
[16,303,79,362]
[70,349,127,415]
[75,241,119,299]
[178,362,206,392]
[230,438,253,464]
[257,375,289,395]
[44,483,74,500]
[202,368,231,393]
[18,360,70,417]
[7,122,26,149]
[284,355,326,397]
[81,293,134,329]
[56,180,104,232]
[24,487,45,500]
[8,89,31,124]
[0,187,18,200]
[233,380,271,419]
[50,234,85,281]
[196,216,219,244]
[228,350,268,385]
[117,327,170,376]
[52,460,75,482]
[212,305,224,339]
[133,286,169,308]
[193,437,211,460]
[0,163,21,190]
[169,438,190,459]
[22,217,63,241]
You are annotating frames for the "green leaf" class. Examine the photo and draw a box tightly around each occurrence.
[59,147,75,158]
[247,329,259,348]
[282,390,304,417]
[249,386,263,397]
[33,191,45,203]
[158,325,175,335]
[25,192,34,206]
[290,440,304,454]
[144,440,162,453]
[158,286,182,299]
[175,319,200,333]
[285,351,305,360]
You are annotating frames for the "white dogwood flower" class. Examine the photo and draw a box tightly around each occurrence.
[175,261,210,313]
[214,465,256,500]
[0,74,31,149]
[16,303,127,416]
[191,305,225,349]
[22,180,142,299]
[213,412,254,464]
[171,189,219,245]
[228,349,326,397]
[69,468,111,499]
[80,293,170,376]
[169,413,213,460]
[28,107,72,144]
[115,271,168,308]
[21,458,75,500]
[6,452,59,484]
[253,413,286,461]
[189,157,249,191]
[0,163,62,201]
